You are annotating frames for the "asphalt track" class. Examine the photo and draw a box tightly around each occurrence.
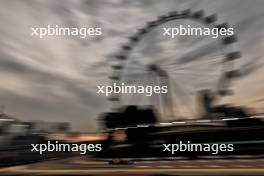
[1,157,264,175]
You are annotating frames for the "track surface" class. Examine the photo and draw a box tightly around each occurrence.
[1,157,264,175]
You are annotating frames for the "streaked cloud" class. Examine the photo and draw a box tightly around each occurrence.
[0,0,263,131]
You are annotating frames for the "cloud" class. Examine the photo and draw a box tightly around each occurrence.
[0,0,263,131]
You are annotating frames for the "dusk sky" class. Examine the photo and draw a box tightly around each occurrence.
[0,0,263,132]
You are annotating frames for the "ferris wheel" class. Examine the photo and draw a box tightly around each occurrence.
[108,9,241,121]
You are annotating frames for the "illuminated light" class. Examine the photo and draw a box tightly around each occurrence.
[51,134,107,142]
[137,125,150,127]
[222,118,239,121]
[159,122,173,126]
[127,126,138,129]
[0,118,14,121]
[115,127,127,130]
[172,121,186,124]
[196,120,212,123]
[250,116,264,118]
[113,131,127,141]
